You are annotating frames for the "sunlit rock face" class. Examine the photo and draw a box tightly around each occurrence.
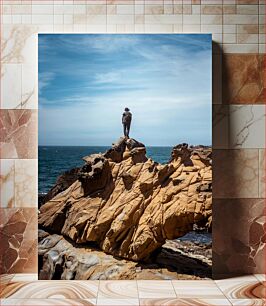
[39,137,212,261]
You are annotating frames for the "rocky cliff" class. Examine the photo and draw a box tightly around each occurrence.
[39,137,212,262]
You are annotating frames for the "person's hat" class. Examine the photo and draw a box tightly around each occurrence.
[125,107,130,111]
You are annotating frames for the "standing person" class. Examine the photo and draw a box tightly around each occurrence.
[122,107,132,138]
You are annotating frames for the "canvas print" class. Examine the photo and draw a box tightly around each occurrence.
[38,34,212,280]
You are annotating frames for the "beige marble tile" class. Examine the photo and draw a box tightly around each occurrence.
[32,14,54,25]
[144,14,182,24]
[96,299,139,305]
[254,274,266,283]
[224,14,258,25]
[223,25,236,34]
[0,299,97,305]
[21,61,37,110]
[11,274,38,282]
[172,280,225,298]
[144,24,174,33]
[215,276,265,299]
[139,298,232,305]
[201,24,223,33]
[183,14,200,24]
[229,105,265,149]
[223,33,236,43]
[201,5,223,14]
[237,33,259,44]
[32,4,54,15]
[137,281,176,299]
[1,26,37,65]
[223,44,258,53]
[0,274,14,287]
[229,300,266,306]
[87,5,106,15]
[223,5,236,14]
[98,281,138,299]
[259,149,265,198]
[1,64,22,109]
[1,281,99,299]
[237,4,259,14]
[0,159,15,208]
[201,15,223,24]
[237,25,259,34]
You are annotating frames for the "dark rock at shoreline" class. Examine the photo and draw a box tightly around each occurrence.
[38,230,211,280]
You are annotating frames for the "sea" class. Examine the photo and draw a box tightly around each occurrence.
[38,145,212,246]
[38,145,172,194]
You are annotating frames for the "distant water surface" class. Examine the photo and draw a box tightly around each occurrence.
[38,145,172,194]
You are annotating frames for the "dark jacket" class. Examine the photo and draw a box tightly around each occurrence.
[122,111,132,124]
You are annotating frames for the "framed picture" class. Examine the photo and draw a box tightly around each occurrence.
[38,34,212,280]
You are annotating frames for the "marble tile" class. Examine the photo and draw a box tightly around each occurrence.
[137,281,176,298]
[21,62,38,109]
[0,110,37,159]
[258,149,265,198]
[1,25,37,65]
[212,53,223,104]
[229,105,265,149]
[213,105,229,149]
[222,54,264,104]
[14,159,37,207]
[215,276,265,299]
[223,5,236,14]
[254,274,266,283]
[0,159,15,207]
[96,299,139,305]
[201,5,223,14]
[229,300,266,306]
[222,44,259,54]
[236,4,259,14]
[213,149,259,198]
[11,274,38,282]
[213,199,266,276]
[98,281,138,299]
[172,280,225,298]
[236,0,259,4]
[0,208,37,274]
[0,299,96,305]
[0,274,14,289]
[1,64,22,109]
[139,298,232,305]
[237,25,259,34]
[1,281,99,299]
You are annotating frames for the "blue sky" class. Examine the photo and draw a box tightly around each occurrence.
[39,34,212,146]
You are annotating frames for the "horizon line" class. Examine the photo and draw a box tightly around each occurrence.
[38,144,212,147]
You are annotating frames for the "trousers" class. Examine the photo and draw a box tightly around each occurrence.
[123,123,131,137]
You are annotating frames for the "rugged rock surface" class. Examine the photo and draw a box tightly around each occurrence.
[39,168,80,207]
[38,230,211,280]
[39,137,212,261]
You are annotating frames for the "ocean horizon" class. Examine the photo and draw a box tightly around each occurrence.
[38,145,174,194]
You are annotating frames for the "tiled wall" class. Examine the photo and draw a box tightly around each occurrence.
[0,0,265,278]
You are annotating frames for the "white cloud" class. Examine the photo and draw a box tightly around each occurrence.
[39,72,55,95]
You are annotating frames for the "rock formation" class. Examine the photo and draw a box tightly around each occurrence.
[38,230,211,280]
[39,137,212,262]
